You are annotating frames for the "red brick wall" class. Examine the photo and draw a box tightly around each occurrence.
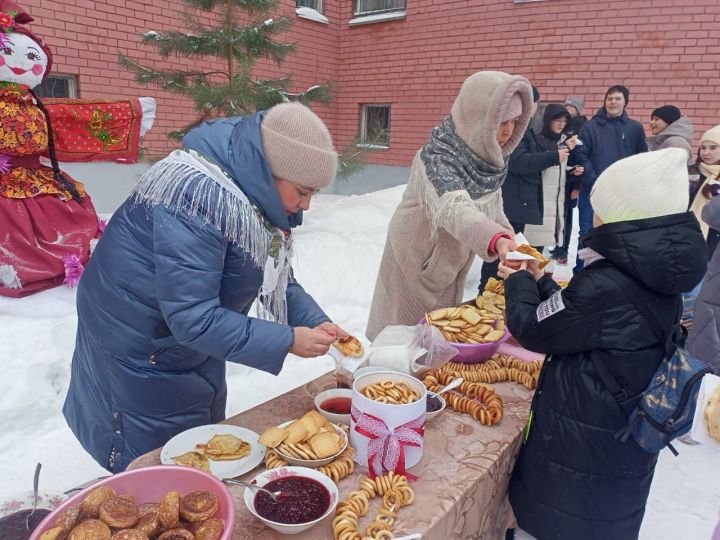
[336,0,720,166]
[25,0,720,164]
[27,0,340,157]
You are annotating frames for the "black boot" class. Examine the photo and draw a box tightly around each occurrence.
[505,528,516,540]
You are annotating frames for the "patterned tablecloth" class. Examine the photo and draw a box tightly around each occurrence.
[128,373,533,540]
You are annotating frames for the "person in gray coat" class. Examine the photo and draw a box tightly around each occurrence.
[687,195,720,374]
[647,105,694,165]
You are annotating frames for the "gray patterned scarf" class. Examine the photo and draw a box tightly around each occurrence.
[420,116,508,199]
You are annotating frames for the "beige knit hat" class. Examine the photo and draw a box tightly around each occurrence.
[261,102,338,190]
[590,148,690,224]
[450,71,533,167]
[701,124,720,145]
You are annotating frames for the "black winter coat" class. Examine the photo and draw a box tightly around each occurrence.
[506,212,707,540]
[502,129,560,225]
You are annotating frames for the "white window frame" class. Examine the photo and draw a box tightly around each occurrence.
[297,0,323,13]
[358,104,390,149]
[353,0,406,17]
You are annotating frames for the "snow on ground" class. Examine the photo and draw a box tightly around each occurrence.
[0,186,718,538]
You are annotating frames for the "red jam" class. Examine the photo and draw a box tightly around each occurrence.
[320,397,352,415]
[254,477,330,524]
[426,394,443,412]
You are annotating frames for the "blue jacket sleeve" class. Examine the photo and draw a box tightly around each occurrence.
[576,123,597,192]
[286,270,331,328]
[152,206,293,375]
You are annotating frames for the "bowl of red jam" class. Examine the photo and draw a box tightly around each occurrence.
[425,391,446,420]
[244,466,339,534]
[314,388,353,425]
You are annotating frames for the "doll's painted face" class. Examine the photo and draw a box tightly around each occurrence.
[0,32,48,88]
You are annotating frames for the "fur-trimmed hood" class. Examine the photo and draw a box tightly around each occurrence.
[450,71,534,168]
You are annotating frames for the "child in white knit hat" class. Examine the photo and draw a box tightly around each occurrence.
[497,148,708,540]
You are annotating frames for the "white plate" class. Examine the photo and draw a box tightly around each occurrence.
[690,373,720,450]
[160,424,266,479]
[273,421,348,468]
[0,490,67,518]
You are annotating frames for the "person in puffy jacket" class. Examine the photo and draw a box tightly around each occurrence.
[573,85,647,272]
[689,124,720,258]
[499,148,707,540]
[646,105,693,163]
[63,103,348,472]
[687,194,720,374]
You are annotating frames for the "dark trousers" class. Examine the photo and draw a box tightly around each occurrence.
[478,221,525,292]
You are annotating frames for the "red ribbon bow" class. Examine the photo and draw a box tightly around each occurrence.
[351,404,425,480]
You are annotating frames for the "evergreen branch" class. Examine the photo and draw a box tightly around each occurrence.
[119,54,220,96]
[183,0,279,13]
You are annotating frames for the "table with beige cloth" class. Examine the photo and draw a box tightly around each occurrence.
[129,373,533,540]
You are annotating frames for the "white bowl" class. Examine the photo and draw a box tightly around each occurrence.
[353,365,398,381]
[425,391,446,420]
[244,466,339,535]
[314,388,353,425]
[274,421,348,468]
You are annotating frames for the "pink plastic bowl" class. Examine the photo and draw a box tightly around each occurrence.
[420,316,511,364]
[30,465,235,539]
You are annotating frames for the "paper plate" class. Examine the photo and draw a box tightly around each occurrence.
[690,373,720,450]
[161,424,266,479]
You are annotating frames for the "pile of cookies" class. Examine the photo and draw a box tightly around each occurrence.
[39,485,224,539]
[706,386,720,443]
[422,372,504,426]
[172,433,250,472]
[361,379,422,405]
[425,303,505,344]
[436,353,543,390]
[266,446,357,483]
[259,410,346,461]
[484,277,505,295]
[333,472,415,540]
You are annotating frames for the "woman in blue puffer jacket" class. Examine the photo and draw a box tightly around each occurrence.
[63,103,346,472]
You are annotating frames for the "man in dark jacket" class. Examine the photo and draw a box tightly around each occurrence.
[500,148,707,540]
[63,103,348,472]
[573,85,647,272]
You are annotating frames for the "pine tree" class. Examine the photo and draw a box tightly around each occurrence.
[119,0,333,141]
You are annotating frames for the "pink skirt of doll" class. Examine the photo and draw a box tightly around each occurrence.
[0,191,101,297]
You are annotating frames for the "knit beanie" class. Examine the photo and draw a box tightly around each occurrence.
[590,148,689,224]
[564,96,584,114]
[701,124,720,145]
[604,84,630,104]
[261,102,338,190]
[651,105,681,125]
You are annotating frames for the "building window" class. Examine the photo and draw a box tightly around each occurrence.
[353,0,405,16]
[297,0,323,13]
[359,104,390,148]
[34,74,78,99]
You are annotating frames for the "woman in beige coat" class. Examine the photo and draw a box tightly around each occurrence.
[366,71,533,340]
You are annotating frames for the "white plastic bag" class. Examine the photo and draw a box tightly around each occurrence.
[369,325,457,375]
